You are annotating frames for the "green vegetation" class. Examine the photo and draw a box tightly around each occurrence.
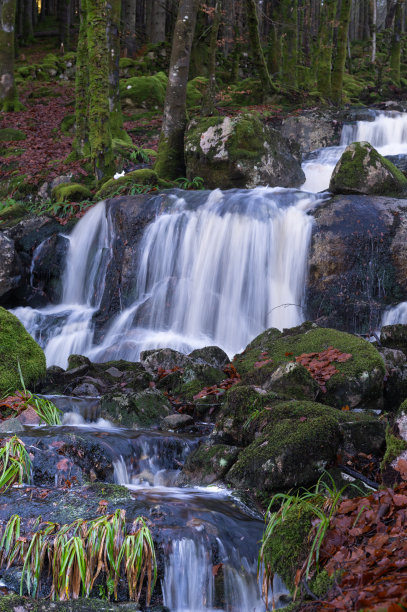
[95,169,159,199]
[380,427,407,471]
[0,437,31,493]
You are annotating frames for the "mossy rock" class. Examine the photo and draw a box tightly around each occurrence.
[0,202,28,225]
[0,595,146,611]
[185,112,304,189]
[0,128,26,141]
[120,71,168,109]
[100,388,171,429]
[51,183,92,203]
[0,307,46,395]
[177,443,240,485]
[233,323,385,409]
[330,141,407,196]
[96,169,158,199]
[157,363,225,402]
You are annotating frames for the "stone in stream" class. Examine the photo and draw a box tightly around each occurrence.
[100,388,171,429]
[161,413,194,431]
[329,141,407,195]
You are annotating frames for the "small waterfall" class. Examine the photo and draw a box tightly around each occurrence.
[302,111,407,192]
[13,202,112,368]
[14,188,324,367]
[382,302,407,327]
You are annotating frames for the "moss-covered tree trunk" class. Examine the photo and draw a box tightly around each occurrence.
[72,0,89,157]
[0,0,23,111]
[331,0,351,105]
[154,0,199,180]
[390,0,402,84]
[202,0,222,116]
[245,0,277,94]
[107,0,130,142]
[57,0,71,49]
[87,0,114,179]
[317,0,337,98]
[281,0,298,88]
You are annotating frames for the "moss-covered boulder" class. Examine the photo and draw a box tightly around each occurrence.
[120,71,168,109]
[184,113,305,189]
[0,307,46,395]
[157,362,225,402]
[96,169,158,199]
[329,142,407,196]
[100,388,171,429]
[177,443,240,485]
[51,183,92,202]
[233,323,385,409]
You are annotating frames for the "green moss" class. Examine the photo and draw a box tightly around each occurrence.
[186,76,209,107]
[227,114,265,162]
[380,427,407,471]
[120,72,168,108]
[0,202,28,225]
[0,128,26,141]
[233,325,385,408]
[309,569,339,598]
[85,482,132,501]
[60,114,75,134]
[51,183,92,202]
[96,169,158,199]
[119,57,137,69]
[262,503,315,591]
[0,307,46,396]
[100,389,171,429]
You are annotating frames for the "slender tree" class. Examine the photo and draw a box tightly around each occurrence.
[390,0,403,83]
[371,0,377,62]
[57,0,71,50]
[202,0,222,115]
[281,0,298,88]
[331,0,352,104]
[245,0,277,94]
[317,0,337,98]
[154,0,200,180]
[122,0,137,56]
[0,0,23,111]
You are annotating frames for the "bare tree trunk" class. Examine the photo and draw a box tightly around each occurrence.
[154,0,200,180]
[122,0,137,56]
[22,0,34,43]
[0,0,23,110]
[371,0,377,61]
[331,0,351,104]
[150,0,166,43]
[202,0,222,115]
[245,0,277,94]
[385,0,397,27]
[58,0,71,49]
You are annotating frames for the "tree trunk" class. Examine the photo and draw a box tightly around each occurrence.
[72,0,89,157]
[57,0,71,49]
[245,0,277,94]
[371,0,377,62]
[281,0,298,88]
[87,0,114,179]
[385,0,397,27]
[154,0,200,180]
[107,0,130,142]
[390,0,402,83]
[122,0,137,56]
[150,0,166,43]
[331,0,351,104]
[0,0,23,111]
[317,0,337,98]
[22,0,34,43]
[202,0,222,116]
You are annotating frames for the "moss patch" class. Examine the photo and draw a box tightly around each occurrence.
[51,183,92,202]
[381,427,407,471]
[0,307,46,395]
[0,128,27,141]
[96,169,158,199]
[120,71,168,108]
[100,388,171,428]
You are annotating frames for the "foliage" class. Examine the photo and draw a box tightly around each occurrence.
[0,510,156,604]
[175,176,204,190]
[0,437,31,494]
[258,472,362,604]
[129,146,150,164]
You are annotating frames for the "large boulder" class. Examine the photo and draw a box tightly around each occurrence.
[0,307,46,395]
[329,142,407,195]
[233,323,385,409]
[0,234,22,299]
[185,113,305,189]
[308,194,407,335]
[100,389,171,429]
[279,110,342,156]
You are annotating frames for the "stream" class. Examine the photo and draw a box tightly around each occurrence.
[6,109,407,610]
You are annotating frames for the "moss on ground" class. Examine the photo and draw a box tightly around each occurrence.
[120,71,168,108]
[0,307,46,395]
[0,127,27,141]
[52,183,92,202]
[380,427,407,471]
[96,169,158,199]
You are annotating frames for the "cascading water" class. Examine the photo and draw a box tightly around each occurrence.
[14,187,325,367]
[302,111,407,192]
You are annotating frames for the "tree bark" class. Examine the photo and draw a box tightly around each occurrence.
[107,0,130,141]
[331,0,351,104]
[245,0,277,94]
[202,0,222,115]
[371,0,377,62]
[0,0,23,111]
[57,0,71,49]
[150,0,166,43]
[122,0,137,56]
[317,0,337,98]
[154,0,200,180]
[390,0,402,83]
[281,0,298,88]
[72,0,89,157]
[22,0,34,43]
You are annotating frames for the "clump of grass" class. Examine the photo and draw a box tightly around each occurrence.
[258,472,363,607]
[0,509,156,604]
[0,436,31,493]
[16,362,62,426]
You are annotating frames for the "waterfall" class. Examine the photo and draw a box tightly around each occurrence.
[382,302,407,327]
[14,188,324,367]
[302,111,407,192]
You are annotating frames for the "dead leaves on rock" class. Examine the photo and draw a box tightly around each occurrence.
[295,347,352,393]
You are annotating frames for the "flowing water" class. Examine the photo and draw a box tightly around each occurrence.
[302,110,407,192]
[14,187,326,367]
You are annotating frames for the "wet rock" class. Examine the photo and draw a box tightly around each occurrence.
[177,443,240,485]
[18,405,41,425]
[156,362,225,402]
[188,346,230,369]
[140,348,192,375]
[0,417,24,433]
[185,113,305,189]
[0,233,22,300]
[105,366,123,378]
[161,414,194,431]
[339,418,385,455]
[67,354,92,370]
[386,154,407,175]
[259,361,319,401]
[72,382,100,396]
[381,324,407,353]
[30,233,69,303]
[378,346,407,411]
[308,194,407,335]
[233,323,385,410]
[330,142,407,195]
[279,110,342,156]
[100,389,171,428]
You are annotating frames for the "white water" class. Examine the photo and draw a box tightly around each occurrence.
[382,302,407,327]
[14,188,324,367]
[302,111,407,192]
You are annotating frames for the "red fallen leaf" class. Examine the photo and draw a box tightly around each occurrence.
[395,458,407,480]
[212,563,223,576]
[56,458,71,471]
[392,494,407,507]
[285,352,293,356]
